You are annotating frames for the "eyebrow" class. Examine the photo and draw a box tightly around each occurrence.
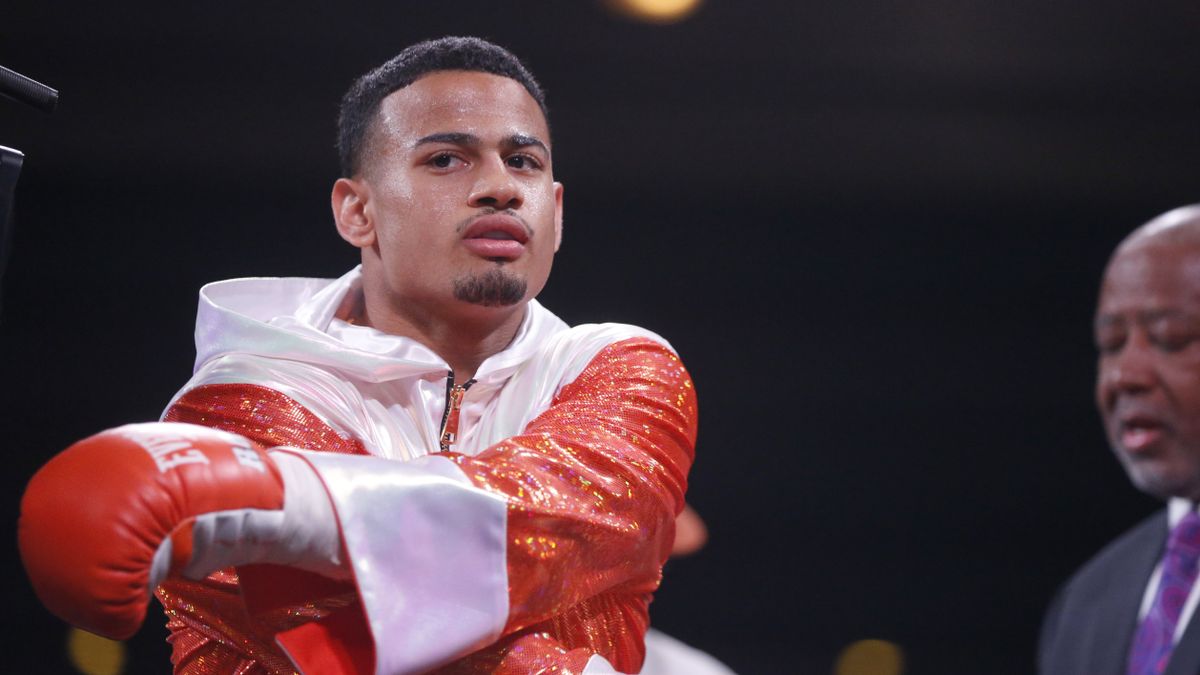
[414,132,550,157]
[507,133,550,157]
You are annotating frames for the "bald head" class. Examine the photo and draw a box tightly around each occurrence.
[1115,204,1200,256]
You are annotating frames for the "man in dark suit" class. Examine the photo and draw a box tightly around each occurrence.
[1040,205,1200,675]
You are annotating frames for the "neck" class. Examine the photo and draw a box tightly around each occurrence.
[346,283,526,381]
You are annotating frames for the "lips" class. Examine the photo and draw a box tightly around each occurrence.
[461,214,530,260]
[1116,412,1169,454]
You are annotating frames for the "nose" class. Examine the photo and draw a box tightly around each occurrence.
[468,157,522,211]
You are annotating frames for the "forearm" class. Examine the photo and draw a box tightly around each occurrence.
[152,337,696,672]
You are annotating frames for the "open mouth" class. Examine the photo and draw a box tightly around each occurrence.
[1119,416,1166,453]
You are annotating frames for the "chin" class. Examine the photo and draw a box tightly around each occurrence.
[452,268,528,307]
[1128,463,1200,501]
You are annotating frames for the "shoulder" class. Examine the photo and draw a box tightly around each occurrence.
[540,320,677,364]
[1059,510,1167,595]
[532,321,681,387]
[165,351,364,430]
[520,301,674,358]
[1039,509,1167,672]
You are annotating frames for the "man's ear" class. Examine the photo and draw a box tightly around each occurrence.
[553,181,564,252]
[332,177,375,248]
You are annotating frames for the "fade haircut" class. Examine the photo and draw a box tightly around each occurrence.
[336,36,548,177]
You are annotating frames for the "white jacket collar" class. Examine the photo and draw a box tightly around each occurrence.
[194,266,567,384]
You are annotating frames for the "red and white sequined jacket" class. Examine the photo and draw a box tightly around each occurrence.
[155,266,697,675]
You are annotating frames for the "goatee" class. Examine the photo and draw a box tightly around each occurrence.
[453,268,527,307]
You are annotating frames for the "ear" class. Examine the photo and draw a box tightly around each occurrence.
[553,181,564,252]
[332,177,375,248]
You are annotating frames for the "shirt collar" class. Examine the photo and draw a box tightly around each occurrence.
[1168,497,1196,528]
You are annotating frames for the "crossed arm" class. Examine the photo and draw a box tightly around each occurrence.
[158,337,697,674]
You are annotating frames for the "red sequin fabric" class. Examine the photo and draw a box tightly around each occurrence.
[155,337,697,674]
[441,338,696,674]
[160,384,366,674]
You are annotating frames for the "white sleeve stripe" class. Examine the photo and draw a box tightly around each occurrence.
[286,451,509,675]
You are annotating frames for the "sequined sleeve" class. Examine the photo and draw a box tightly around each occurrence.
[157,384,367,675]
[442,336,697,673]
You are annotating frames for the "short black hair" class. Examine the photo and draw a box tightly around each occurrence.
[336,36,548,177]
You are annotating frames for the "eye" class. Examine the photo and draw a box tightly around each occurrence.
[506,154,542,171]
[1150,320,1200,353]
[1096,333,1124,355]
[428,153,464,170]
[1094,323,1126,354]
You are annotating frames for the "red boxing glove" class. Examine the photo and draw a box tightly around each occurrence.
[18,422,338,640]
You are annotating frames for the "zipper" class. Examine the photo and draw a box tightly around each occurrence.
[439,371,475,452]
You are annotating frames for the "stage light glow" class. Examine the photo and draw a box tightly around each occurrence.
[834,638,905,675]
[67,628,126,675]
[604,0,703,23]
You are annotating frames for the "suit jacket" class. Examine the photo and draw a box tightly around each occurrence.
[1039,509,1200,675]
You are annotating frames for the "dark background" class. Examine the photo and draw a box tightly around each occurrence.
[3,1,1199,673]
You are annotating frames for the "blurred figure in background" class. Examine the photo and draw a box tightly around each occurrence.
[1040,205,1200,675]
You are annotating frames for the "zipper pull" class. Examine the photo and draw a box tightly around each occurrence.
[439,375,475,452]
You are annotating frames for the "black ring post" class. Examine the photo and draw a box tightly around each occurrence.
[0,145,25,319]
[0,63,57,322]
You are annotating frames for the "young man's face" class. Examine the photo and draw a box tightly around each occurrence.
[340,70,563,321]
